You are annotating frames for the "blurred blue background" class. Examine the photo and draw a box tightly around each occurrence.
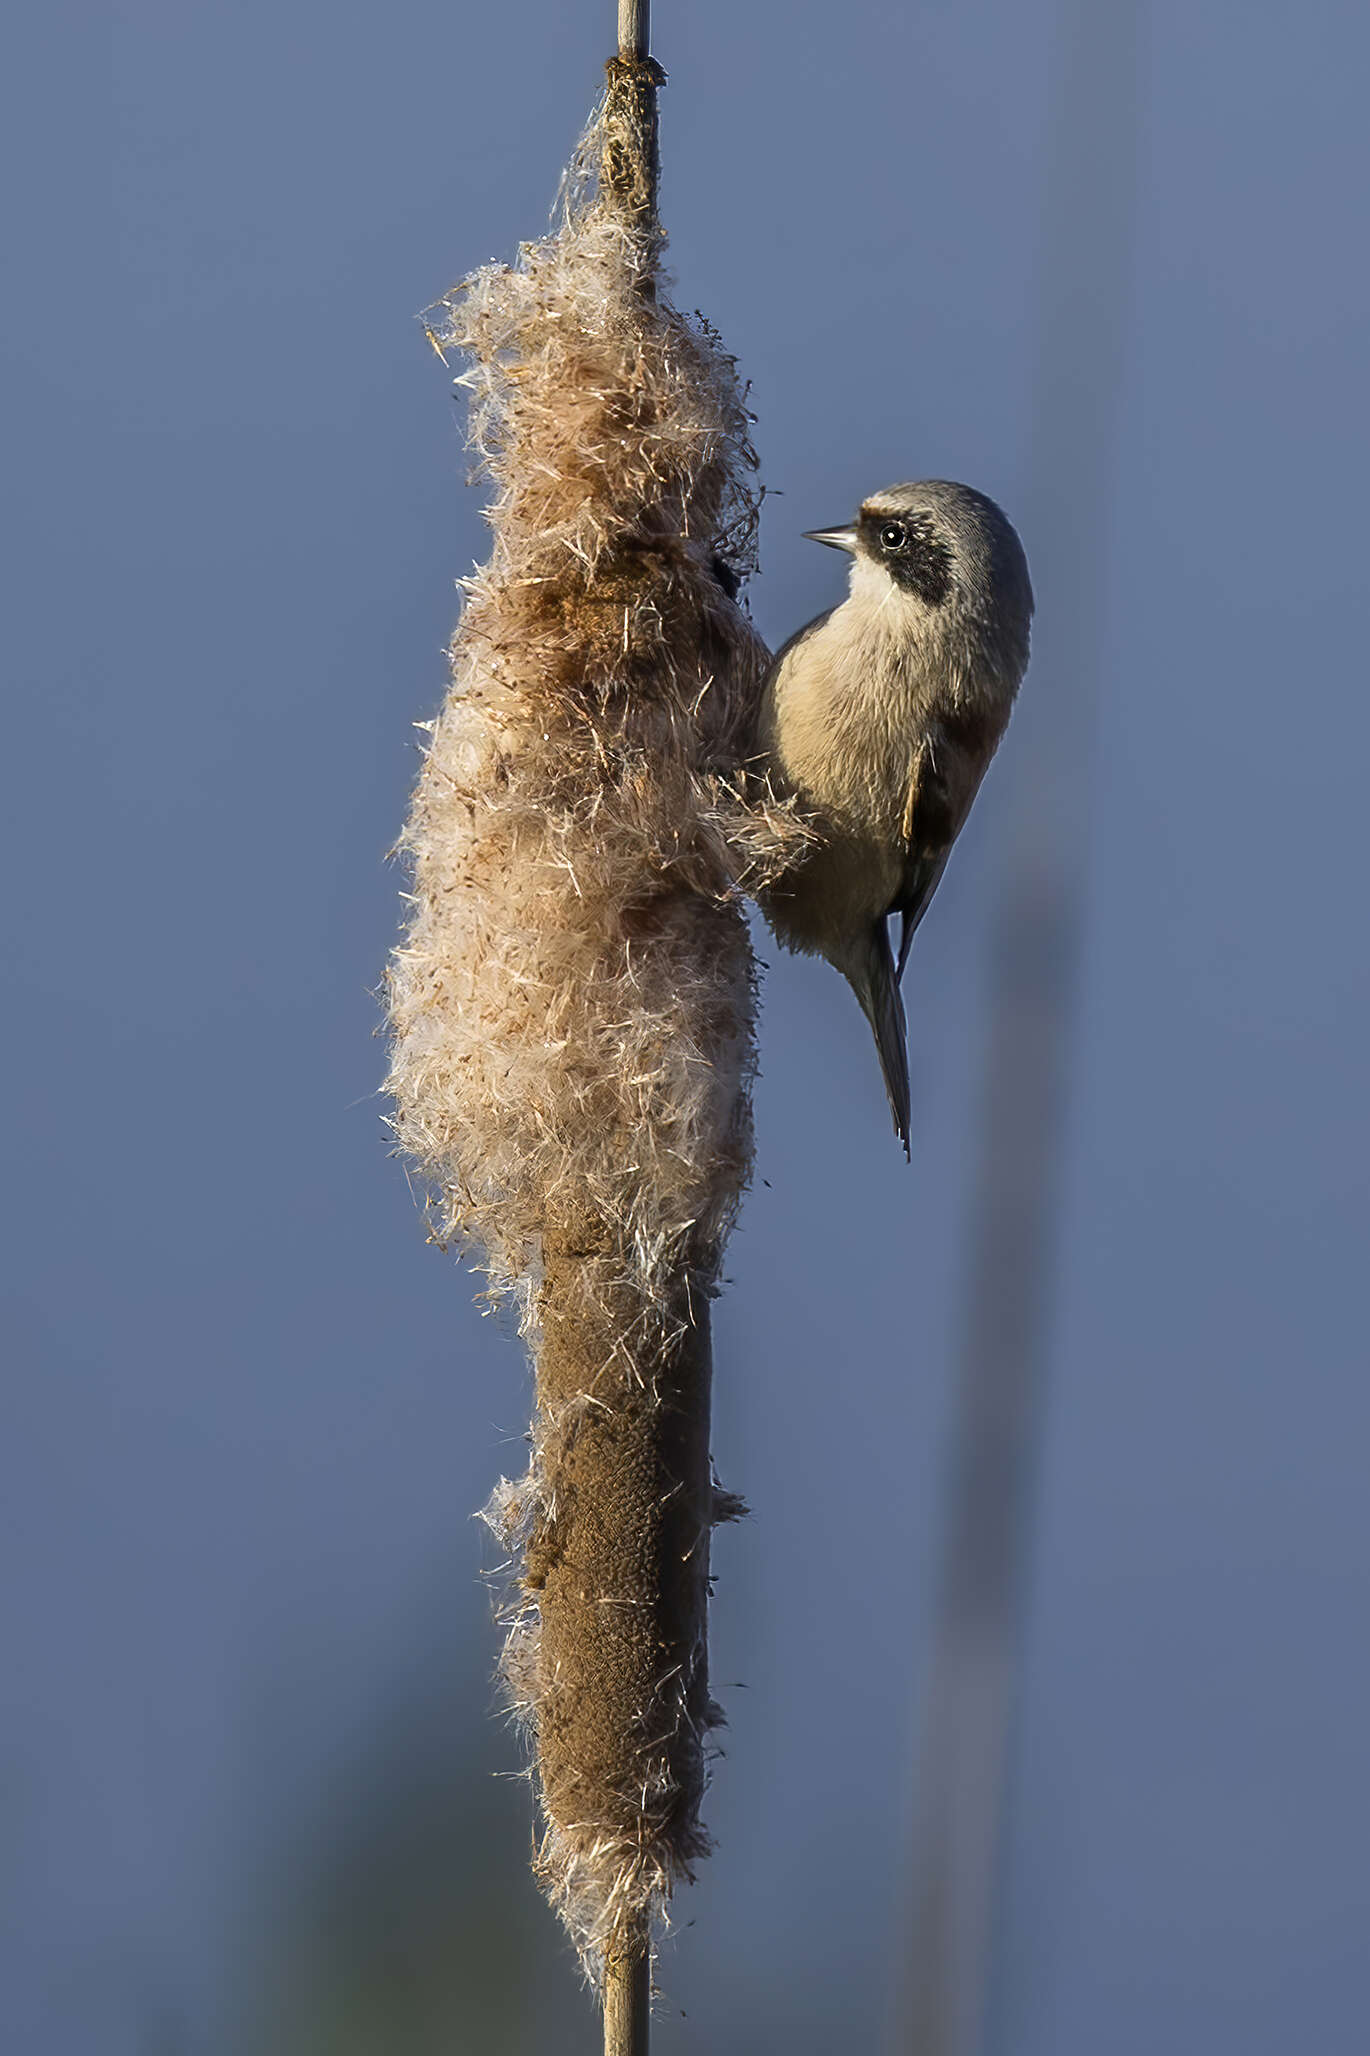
[5,2,1368,2050]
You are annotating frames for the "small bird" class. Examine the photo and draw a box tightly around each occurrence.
[756,480,1033,1154]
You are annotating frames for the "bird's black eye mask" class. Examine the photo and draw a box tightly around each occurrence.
[858,509,954,607]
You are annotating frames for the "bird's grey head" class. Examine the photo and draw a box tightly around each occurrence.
[806,479,1034,670]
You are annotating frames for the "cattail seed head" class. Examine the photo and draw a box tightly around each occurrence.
[386,70,806,1972]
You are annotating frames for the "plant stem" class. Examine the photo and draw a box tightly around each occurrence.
[618,0,650,60]
[893,6,1142,2050]
[604,1932,651,2056]
[592,25,661,2056]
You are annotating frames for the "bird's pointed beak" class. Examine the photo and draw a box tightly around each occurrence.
[803,525,859,553]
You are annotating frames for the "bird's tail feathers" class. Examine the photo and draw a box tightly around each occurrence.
[846,923,912,1158]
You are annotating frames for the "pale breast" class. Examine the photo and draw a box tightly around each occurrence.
[762,603,943,836]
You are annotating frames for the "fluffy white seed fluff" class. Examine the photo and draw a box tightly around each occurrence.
[385,85,806,1971]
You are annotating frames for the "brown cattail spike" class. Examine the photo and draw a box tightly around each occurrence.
[601,56,665,240]
[386,74,809,1983]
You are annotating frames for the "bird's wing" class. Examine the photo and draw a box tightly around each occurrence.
[893,850,951,982]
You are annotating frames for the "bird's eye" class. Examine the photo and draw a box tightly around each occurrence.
[879,521,909,553]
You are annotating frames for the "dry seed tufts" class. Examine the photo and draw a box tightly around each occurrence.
[386,73,807,1976]
[389,111,805,1327]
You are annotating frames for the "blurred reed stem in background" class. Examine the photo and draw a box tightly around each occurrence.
[893,4,1143,2051]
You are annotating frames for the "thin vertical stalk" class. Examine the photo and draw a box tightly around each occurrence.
[593,16,662,2056]
[619,0,650,61]
[604,1930,651,2056]
[893,4,1143,2052]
